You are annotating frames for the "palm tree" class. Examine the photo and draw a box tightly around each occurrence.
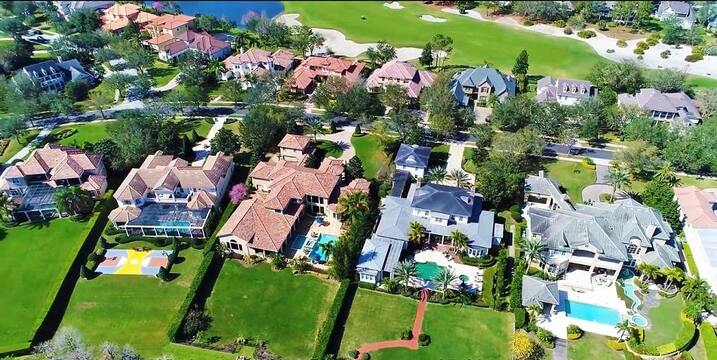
[305,117,324,141]
[395,260,417,292]
[407,221,426,246]
[654,161,679,186]
[450,230,469,254]
[637,263,660,282]
[608,166,631,202]
[434,267,457,299]
[335,191,370,226]
[526,304,542,317]
[88,91,114,119]
[523,237,546,265]
[0,193,13,222]
[425,166,447,184]
[447,169,471,189]
[318,241,335,261]
[270,252,286,270]
[233,30,260,51]
[54,186,93,217]
[682,277,710,301]
[615,320,631,340]
[662,267,684,290]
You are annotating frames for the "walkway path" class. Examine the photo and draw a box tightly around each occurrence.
[357,289,429,358]
[192,116,227,163]
[151,74,181,92]
[316,124,356,161]
[553,338,568,360]
[446,141,475,185]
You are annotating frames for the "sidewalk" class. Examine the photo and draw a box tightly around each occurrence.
[192,116,227,163]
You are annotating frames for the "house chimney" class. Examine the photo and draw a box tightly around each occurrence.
[538,170,545,178]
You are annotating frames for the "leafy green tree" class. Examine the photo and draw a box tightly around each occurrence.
[513,1,570,21]
[0,39,33,73]
[210,128,241,155]
[157,121,182,155]
[395,260,417,292]
[291,25,324,57]
[419,42,433,67]
[608,166,631,201]
[430,34,453,66]
[219,80,245,105]
[64,80,89,102]
[476,152,526,208]
[177,51,211,88]
[345,156,364,180]
[124,45,154,75]
[107,111,162,169]
[572,98,606,141]
[588,61,644,94]
[366,40,397,67]
[238,105,285,161]
[68,8,100,33]
[491,95,541,132]
[650,69,688,93]
[54,186,93,217]
[615,141,660,179]
[662,16,687,45]
[387,109,422,145]
[0,18,27,40]
[512,50,529,93]
[641,178,681,229]
[87,91,114,119]
[698,89,717,120]
[379,83,409,110]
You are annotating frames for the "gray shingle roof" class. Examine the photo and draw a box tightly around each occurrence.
[450,66,516,106]
[411,183,474,217]
[525,173,574,210]
[521,275,559,307]
[356,235,403,273]
[527,201,674,263]
[618,88,701,125]
[536,76,597,103]
[657,1,696,21]
[376,184,496,249]
[395,143,431,169]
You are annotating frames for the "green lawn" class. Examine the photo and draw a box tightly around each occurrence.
[544,160,596,203]
[351,134,391,179]
[568,333,624,360]
[644,295,685,347]
[283,2,603,79]
[0,215,102,352]
[682,243,700,276]
[429,143,449,168]
[60,243,204,358]
[462,147,479,174]
[177,118,214,139]
[338,289,417,356]
[49,122,112,147]
[148,60,180,88]
[204,261,339,359]
[160,343,239,360]
[0,129,40,163]
[629,175,717,195]
[339,289,513,360]
[316,139,344,159]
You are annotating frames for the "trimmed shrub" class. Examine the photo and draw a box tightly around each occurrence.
[88,252,99,263]
[79,264,91,279]
[705,46,717,56]
[349,350,359,359]
[563,27,573,35]
[400,328,413,340]
[567,325,583,340]
[514,308,527,329]
[418,333,431,346]
[661,50,671,59]
[104,225,124,236]
[553,19,566,28]
[598,20,608,31]
[637,55,643,60]
[616,39,627,48]
[606,49,615,53]
[99,237,110,249]
[686,49,704,62]
[537,328,555,348]
[523,19,534,26]
[580,157,595,170]
[311,280,351,360]
[636,41,649,50]
[646,38,658,46]
[577,29,596,39]
[633,48,645,55]
[191,237,204,250]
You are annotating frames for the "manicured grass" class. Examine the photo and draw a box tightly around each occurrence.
[60,245,204,358]
[629,175,717,195]
[351,134,391,179]
[283,2,603,79]
[160,343,238,360]
[339,289,513,360]
[316,139,344,159]
[462,146,479,174]
[148,60,180,88]
[0,216,102,351]
[223,119,242,134]
[644,295,685,347]
[544,160,596,203]
[568,333,624,360]
[0,129,40,163]
[373,302,513,359]
[338,289,417,356]
[682,243,700,276]
[49,122,112,147]
[204,262,339,359]
[181,118,214,139]
[429,143,449,168]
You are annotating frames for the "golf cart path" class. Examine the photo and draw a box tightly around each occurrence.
[357,289,429,358]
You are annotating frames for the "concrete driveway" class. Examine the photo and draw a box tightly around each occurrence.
[582,184,628,203]
[316,125,355,161]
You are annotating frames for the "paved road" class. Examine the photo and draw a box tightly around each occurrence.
[544,142,615,160]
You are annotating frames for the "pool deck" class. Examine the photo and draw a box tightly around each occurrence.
[413,250,483,293]
[538,270,628,339]
[288,215,342,263]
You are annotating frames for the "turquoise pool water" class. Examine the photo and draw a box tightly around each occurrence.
[416,262,445,281]
[309,234,338,263]
[619,269,649,327]
[290,235,308,250]
[159,220,191,228]
[564,300,622,326]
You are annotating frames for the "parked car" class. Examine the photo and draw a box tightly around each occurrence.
[34,36,47,43]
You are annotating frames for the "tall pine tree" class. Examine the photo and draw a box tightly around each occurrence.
[512,50,529,93]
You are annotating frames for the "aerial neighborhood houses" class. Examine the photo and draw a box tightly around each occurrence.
[450,66,517,109]
[17,59,94,92]
[0,144,107,221]
[219,48,297,82]
[674,187,717,295]
[289,55,365,94]
[656,1,697,29]
[52,0,115,20]
[394,143,431,179]
[108,151,234,239]
[366,60,435,98]
[536,76,598,106]
[618,88,702,127]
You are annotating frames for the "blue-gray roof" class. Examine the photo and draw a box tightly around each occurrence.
[521,275,559,307]
[451,66,516,106]
[411,183,474,217]
[356,235,403,273]
[391,170,411,198]
[376,184,496,249]
[395,144,431,169]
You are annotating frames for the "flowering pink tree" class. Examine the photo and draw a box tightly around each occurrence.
[229,183,248,205]
[151,1,164,11]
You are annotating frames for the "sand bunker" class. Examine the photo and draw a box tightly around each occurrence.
[384,2,404,10]
[420,15,447,23]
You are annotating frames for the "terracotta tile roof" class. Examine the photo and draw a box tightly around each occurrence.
[3,165,23,178]
[147,33,176,45]
[134,11,158,24]
[101,16,130,31]
[81,175,107,193]
[271,49,295,69]
[291,56,364,91]
[108,206,141,223]
[114,151,233,202]
[340,178,371,197]
[161,40,189,56]
[187,190,216,210]
[49,155,84,180]
[366,61,435,98]
[278,134,310,151]
[6,144,101,180]
[146,13,195,30]
[178,31,229,56]
[223,48,295,70]
[675,186,717,228]
[104,3,140,18]
[218,194,302,252]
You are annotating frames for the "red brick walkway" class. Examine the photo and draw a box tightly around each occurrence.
[357,288,430,359]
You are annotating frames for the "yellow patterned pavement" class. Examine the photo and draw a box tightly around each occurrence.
[115,250,149,275]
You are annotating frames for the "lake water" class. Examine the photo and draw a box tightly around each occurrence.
[146,1,284,26]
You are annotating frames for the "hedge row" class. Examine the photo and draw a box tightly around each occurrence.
[311,280,351,360]
[700,323,717,360]
[166,202,238,341]
[482,265,497,307]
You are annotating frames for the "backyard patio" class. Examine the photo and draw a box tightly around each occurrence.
[288,214,341,264]
[412,249,483,293]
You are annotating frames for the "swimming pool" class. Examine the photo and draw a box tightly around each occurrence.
[563,299,622,326]
[619,269,649,327]
[309,234,338,263]
[159,220,191,228]
[416,261,445,281]
[290,235,308,250]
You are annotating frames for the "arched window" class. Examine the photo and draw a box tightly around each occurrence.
[228,239,240,251]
